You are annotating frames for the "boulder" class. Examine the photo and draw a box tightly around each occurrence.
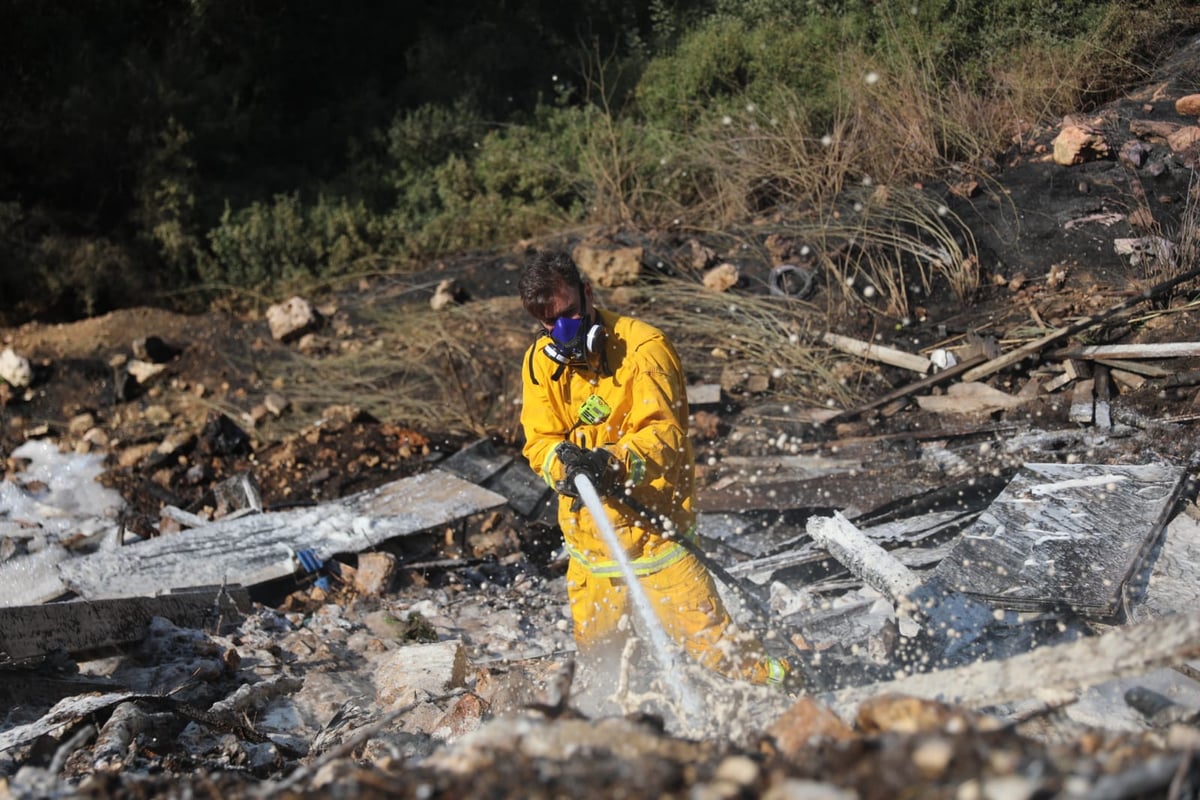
[0,348,33,388]
[571,244,643,287]
[267,296,321,342]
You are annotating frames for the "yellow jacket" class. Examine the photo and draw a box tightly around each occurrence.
[521,309,696,576]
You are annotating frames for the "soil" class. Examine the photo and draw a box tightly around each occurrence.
[5,33,1200,800]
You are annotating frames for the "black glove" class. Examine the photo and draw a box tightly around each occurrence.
[554,442,624,498]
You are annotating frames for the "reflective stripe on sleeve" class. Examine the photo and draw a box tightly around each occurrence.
[626,449,646,486]
[541,448,560,489]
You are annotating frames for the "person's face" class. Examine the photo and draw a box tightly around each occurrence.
[538,282,592,331]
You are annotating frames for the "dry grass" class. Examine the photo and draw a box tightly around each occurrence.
[615,279,867,410]
[1130,168,1200,300]
[248,280,871,441]
[675,102,856,225]
[255,295,532,441]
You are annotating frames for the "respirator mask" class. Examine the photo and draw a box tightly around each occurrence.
[538,284,607,373]
[543,313,605,369]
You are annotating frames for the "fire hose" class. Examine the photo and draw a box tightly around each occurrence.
[574,473,818,683]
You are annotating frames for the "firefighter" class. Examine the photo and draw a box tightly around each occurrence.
[518,249,789,687]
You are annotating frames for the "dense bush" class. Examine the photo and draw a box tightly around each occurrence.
[1,0,1196,323]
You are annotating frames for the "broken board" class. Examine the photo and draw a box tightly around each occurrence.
[0,586,249,666]
[932,462,1187,616]
[24,470,505,604]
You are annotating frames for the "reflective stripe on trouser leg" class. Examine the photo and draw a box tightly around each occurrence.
[764,657,788,685]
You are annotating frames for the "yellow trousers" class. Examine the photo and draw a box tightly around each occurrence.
[566,551,782,685]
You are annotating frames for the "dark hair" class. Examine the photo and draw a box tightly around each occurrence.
[518,250,584,322]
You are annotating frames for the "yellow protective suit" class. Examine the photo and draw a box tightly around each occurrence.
[521,308,785,686]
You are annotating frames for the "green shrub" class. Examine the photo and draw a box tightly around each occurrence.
[200,193,381,296]
[635,15,843,131]
[388,104,604,255]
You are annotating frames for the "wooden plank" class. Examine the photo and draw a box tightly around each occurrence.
[826,610,1200,721]
[0,587,249,666]
[1094,364,1113,429]
[1110,368,1147,391]
[1044,358,1085,393]
[961,263,1200,383]
[932,463,1188,616]
[31,470,507,604]
[712,454,862,479]
[1128,509,1200,624]
[1097,358,1172,378]
[806,512,921,604]
[1068,378,1095,424]
[486,460,550,517]
[0,692,136,753]
[1051,342,1200,360]
[820,331,932,374]
[962,325,1077,383]
[686,383,723,407]
[1165,369,1200,387]
[915,382,1028,415]
[824,354,987,424]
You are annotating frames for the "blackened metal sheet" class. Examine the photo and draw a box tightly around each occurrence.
[933,462,1187,616]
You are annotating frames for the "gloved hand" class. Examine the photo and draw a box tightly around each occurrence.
[554,442,624,498]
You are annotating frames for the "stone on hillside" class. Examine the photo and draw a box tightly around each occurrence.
[571,244,643,287]
[267,296,321,342]
[430,279,467,310]
[264,392,290,417]
[67,413,96,436]
[1052,123,1110,166]
[432,692,487,741]
[1120,139,1151,167]
[1167,125,1200,154]
[0,348,33,388]
[126,359,167,386]
[703,263,740,292]
[683,238,717,271]
[1175,94,1200,116]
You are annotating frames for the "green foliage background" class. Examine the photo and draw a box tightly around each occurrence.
[0,0,1195,323]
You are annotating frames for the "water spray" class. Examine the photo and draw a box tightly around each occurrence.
[572,473,705,721]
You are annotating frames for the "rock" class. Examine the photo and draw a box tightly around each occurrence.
[199,412,251,456]
[1052,123,1110,165]
[1166,125,1200,154]
[126,358,167,386]
[759,697,855,758]
[1120,139,1152,168]
[0,348,33,388]
[266,296,321,342]
[703,263,740,292]
[683,238,717,271]
[432,692,487,740]
[1175,93,1200,116]
[571,243,643,287]
[374,639,470,709]
[67,413,96,436]
[354,552,398,596]
[431,279,468,310]
[264,392,290,417]
[855,694,958,734]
